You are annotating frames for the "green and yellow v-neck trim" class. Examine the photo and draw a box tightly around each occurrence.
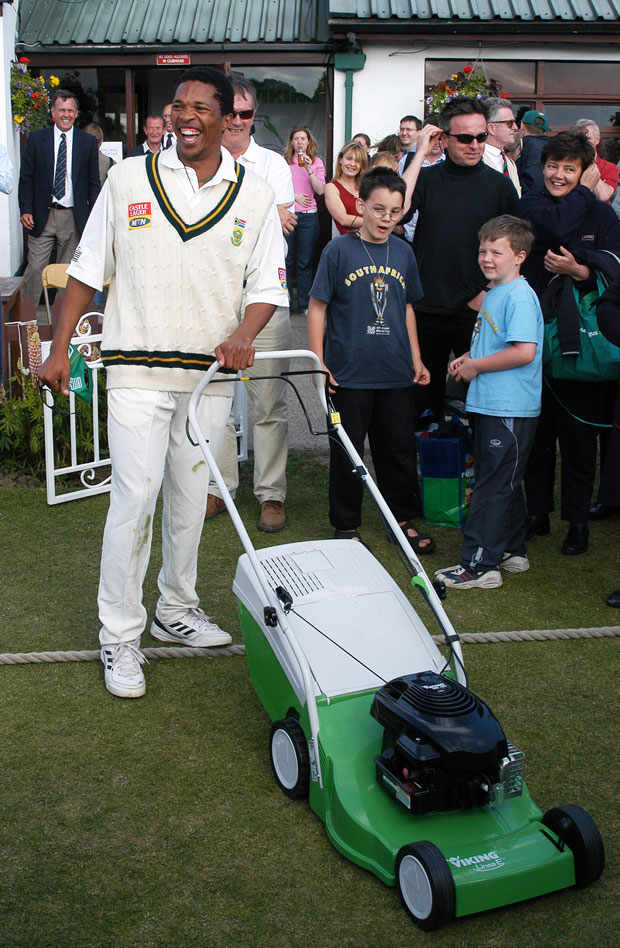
[145,151,245,242]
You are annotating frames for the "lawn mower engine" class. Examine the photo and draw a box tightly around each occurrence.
[371,671,525,815]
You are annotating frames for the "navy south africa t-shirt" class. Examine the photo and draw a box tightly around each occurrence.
[309,232,423,388]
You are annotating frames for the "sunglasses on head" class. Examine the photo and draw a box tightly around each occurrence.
[446,131,488,144]
[231,109,254,119]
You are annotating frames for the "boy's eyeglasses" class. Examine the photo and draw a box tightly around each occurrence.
[446,131,488,144]
[492,119,517,128]
[365,203,403,221]
[231,109,254,119]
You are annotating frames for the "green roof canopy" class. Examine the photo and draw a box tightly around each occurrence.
[18,0,329,49]
[328,0,620,25]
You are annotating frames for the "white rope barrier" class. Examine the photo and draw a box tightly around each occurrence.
[0,626,619,665]
[0,644,247,665]
[431,626,620,645]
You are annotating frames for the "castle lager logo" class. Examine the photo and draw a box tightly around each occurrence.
[128,202,151,228]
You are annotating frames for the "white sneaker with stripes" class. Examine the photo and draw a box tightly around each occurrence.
[150,608,232,647]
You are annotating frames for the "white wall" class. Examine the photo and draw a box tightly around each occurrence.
[333,43,425,161]
[333,39,620,162]
[0,1,21,276]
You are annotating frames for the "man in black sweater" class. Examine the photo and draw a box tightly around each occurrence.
[403,96,519,418]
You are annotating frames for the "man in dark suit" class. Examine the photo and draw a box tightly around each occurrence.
[162,103,176,150]
[18,89,100,313]
[127,116,164,157]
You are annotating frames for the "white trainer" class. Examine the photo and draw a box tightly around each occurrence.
[150,608,232,647]
[101,641,146,698]
[500,552,530,573]
[434,564,503,589]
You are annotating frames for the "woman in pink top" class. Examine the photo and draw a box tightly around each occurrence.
[284,126,326,313]
[324,141,368,234]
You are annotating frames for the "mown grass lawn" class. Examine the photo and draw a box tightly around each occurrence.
[0,453,618,948]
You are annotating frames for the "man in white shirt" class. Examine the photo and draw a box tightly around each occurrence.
[398,115,422,169]
[37,67,288,699]
[18,90,100,312]
[482,98,521,197]
[206,77,296,534]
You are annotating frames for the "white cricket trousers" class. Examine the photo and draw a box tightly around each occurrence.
[98,388,231,647]
[208,305,292,503]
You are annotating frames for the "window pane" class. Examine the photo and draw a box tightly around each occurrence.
[425,60,535,94]
[230,66,327,160]
[545,62,620,95]
[41,66,128,142]
[543,103,620,129]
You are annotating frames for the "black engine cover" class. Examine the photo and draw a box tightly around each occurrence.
[371,670,508,772]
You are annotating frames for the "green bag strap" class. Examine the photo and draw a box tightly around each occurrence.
[542,375,613,428]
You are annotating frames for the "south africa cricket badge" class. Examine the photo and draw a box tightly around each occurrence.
[231,217,246,246]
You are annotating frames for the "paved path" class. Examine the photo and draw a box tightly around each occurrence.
[246,312,328,453]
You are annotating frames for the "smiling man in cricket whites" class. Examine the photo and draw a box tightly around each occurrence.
[38,66,288,700]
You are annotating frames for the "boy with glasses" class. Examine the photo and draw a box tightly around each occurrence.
[307,168,435,553]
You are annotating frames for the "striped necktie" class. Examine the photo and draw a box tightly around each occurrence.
[53,133,67,200]
[500,151,510,177]
[165,133,173,150]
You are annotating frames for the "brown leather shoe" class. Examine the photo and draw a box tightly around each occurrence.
[205,494,227,520]
[258,500,285,533]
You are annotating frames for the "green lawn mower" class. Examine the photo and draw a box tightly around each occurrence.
[188,350,604,931]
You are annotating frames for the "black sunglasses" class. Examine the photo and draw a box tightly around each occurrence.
[446,131,488,144]
[231,109,254,119]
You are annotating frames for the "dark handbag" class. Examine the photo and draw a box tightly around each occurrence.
[543,275,620,382]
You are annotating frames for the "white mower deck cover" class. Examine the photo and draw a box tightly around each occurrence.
[233,539,445,701]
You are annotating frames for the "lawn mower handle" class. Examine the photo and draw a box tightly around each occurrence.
[189,349,465,706]
[188,350,327,786]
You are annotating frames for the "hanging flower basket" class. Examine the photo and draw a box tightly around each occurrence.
[425,64,507,121]
[11,58,59,134]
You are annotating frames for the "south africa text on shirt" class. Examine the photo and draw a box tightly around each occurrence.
[344,264,407,290]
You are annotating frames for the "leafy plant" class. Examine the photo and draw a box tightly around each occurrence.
[0,372,108,480]
[10,57,59,134]
[425,64,506,121]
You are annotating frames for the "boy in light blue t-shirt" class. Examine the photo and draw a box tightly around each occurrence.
[435,215,543,589]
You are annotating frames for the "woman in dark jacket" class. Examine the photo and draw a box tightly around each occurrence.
[594,279,620,605]
[518,132,620,555]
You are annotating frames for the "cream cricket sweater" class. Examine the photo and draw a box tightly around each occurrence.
[101,153,276,393]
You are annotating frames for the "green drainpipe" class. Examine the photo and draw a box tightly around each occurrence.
[334,52,367,143]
